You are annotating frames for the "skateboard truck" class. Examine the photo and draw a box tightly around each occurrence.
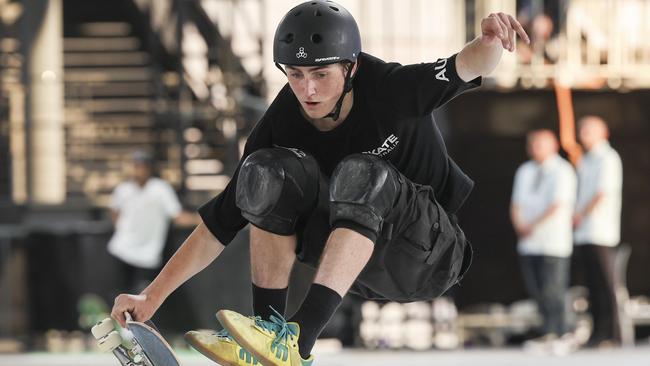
[91,312,151,366]
[92,312,179,366]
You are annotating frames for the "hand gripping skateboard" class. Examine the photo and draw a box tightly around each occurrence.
[91,312,180,366]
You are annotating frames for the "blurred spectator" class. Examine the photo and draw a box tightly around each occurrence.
[511,130,577,347]
[108,150,199,294]
[573,116,623,347]
[516,0,566,63]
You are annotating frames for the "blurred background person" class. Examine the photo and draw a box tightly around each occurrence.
[108,150,200,294]
[516,0,566,64]
[573,116,623,348]
[511,129,577,349]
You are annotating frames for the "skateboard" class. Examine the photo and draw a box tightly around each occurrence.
[91,313,180,366]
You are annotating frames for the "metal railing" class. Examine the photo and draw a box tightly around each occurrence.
[132,0,267,199]
[1,4,27,204]
[478,0,650,89]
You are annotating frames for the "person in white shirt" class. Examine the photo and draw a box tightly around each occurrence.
[108,150,199,293]
[511,130,577,342]
[573,116,623,347]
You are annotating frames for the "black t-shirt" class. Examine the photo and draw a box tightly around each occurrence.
[200,52,481,245]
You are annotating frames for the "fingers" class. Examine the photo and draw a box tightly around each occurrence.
[494,13,511,50]
[483,14,508,49]
[489,13,507,39]
[506,13,531,44]
[111,298,127,328]
[111,294,134,328]
[111,293,153,328]
[484,13,531,52]
[497,13,515,51]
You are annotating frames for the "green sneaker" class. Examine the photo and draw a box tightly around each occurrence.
[217,308,314,366]
[185,328,260,366]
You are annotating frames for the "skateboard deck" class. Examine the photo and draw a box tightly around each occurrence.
[92,313,180,366]
[127,319,180,366]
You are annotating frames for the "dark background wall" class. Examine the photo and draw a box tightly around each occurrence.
[446,89,650,307]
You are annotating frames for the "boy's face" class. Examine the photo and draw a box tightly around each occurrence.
[285,63,348,119]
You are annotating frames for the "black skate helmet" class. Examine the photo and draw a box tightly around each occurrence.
[273,0,361,120]
[273,0,361,66]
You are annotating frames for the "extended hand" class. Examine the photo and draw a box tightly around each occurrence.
[481,12,530,52]
[111,293,159,328]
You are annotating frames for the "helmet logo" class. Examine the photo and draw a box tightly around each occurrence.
[296,47,308,59]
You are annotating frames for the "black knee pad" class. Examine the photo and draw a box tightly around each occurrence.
[329,154,400,238]
[236,148,320,235]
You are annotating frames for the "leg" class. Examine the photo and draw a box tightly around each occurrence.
[539,256,570,336]
[249,226,296,317]
[187,147,322,366]
[313,228,373,296]
[582,245,604,343]
[250,227,296,289]
[290,154,400,357]
[217,155,400,364]
[236,148,321,319]
[591,245,619,343]
[520,256,547,334]
[581,244,616,344]
[313,152,401,295]
[580,245,601,342]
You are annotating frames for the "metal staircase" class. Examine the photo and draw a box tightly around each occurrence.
[60,0,266,207]
[63,20,159,205]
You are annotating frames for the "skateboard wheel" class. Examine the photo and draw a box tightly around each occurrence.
[98,331,122,352]
[92,318,116,339]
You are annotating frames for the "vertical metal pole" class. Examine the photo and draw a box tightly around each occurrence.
[22,0,66,204]
[176,0,190,193]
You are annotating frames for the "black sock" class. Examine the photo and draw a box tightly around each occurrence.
[289,283,343,359]
[252,283,288,319]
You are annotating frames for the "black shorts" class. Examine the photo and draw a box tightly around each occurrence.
[294,161,473,302]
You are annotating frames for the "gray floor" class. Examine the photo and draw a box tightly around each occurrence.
[1,346,649,366]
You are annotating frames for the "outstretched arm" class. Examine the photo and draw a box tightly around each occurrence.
[456,12,530,82]
[111,221,225,326]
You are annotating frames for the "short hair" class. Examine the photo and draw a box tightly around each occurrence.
[578,115,609,139]
[131,150,153,166]
[578,115,608,130]
[526,129,559,153]
[527,129,557,143]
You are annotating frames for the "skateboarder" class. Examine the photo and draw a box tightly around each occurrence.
[112,1,529,365]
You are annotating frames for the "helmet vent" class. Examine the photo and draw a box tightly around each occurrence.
[314,9,322,16]
[293,10,302,16]
[329,6,339,11]
[311,33,322,44]
[281,33,294,44]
